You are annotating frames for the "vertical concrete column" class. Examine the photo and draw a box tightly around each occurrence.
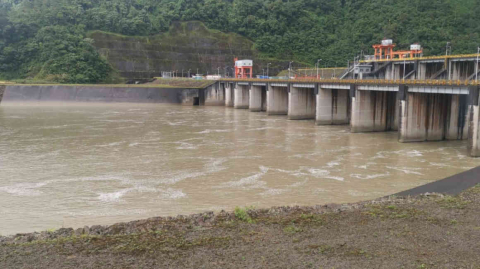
[261,86,267,111]
[399,92,450,142]
[418,63,426,80]
[446,95,469,140]
[288,86,316,120]
[350,87,396,133]
[204,82,225,106]
[315,87,349,125]
[267,84,289,115]
[249,85,262,112]
[0,85,5,104]
[468,86,480,157]
[225,83,234,107]
[234,84,249,109]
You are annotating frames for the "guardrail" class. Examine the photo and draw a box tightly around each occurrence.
[221,78,480,86]
[360,54,480,63]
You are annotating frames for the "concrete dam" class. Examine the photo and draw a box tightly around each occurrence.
[196,78,480,158]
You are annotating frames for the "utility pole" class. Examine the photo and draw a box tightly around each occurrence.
[262,69,265,76]
[181,69,184,78]
[267,63,271,78]
[196,68,199,75]
[188,69,191,78]
[403,58,406,80]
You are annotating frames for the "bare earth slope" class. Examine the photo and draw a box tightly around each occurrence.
[1,185,480,268]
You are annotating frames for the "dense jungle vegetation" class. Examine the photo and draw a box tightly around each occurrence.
[0,0,479,83]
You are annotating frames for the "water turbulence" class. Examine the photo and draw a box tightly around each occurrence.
[1,102,479,235]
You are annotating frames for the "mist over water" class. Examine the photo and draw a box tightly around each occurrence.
[1,102,479,235]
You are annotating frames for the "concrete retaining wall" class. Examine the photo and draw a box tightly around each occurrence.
[2,85,201,105]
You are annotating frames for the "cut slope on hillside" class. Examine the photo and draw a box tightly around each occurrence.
[88,21,287,79]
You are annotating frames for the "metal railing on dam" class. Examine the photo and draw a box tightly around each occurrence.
[220,78,480,86]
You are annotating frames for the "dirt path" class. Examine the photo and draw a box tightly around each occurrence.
[2,186,480,269]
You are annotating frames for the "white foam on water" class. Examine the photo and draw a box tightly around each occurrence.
[196,129,232,134]
[176,143,198,150]
[323,176,345,181]
[386,166,424,175]
[260,188,286,196]
[350,172,390,179]
[159,158,227,184]
[0,182,49,196]
[166,121,187,126]
[159,188,186,199]
[98,188,133,202]
[223,166,269,189]
[307,169,330,177]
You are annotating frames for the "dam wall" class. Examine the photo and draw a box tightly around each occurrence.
[2,85,202,105]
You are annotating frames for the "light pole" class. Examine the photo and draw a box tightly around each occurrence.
[333,61,337,78]
[403,58,406,80]
[316,59,321,79]
[476,47,479,83]
[196,68,199,75]
[288,61,294,79]
[181,69,184,78]
[217,67,220,76]
[267,63,271,78]
[188,69,191,78]
[322,62,326,79]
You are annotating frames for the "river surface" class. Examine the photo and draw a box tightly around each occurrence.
[1,102,479,235]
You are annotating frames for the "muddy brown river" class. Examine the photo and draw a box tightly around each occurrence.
[1,102,479,235]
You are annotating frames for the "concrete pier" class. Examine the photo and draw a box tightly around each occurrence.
[267,84,289,115]
[234,84,249,109]
[446,95,469,140]
[204,82,225,106]
[468,86,480,157]
[225,83,234,107]
[0,85,5,104]
[249,85,266,112]
[350,89,397,133]
[315,88,349,125]
[399,92,469,142]
[288,86,316,120]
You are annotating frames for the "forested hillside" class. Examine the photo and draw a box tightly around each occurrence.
[0,0,479,83]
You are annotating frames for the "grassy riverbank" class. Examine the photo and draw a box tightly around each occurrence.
[1,186,480,268]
